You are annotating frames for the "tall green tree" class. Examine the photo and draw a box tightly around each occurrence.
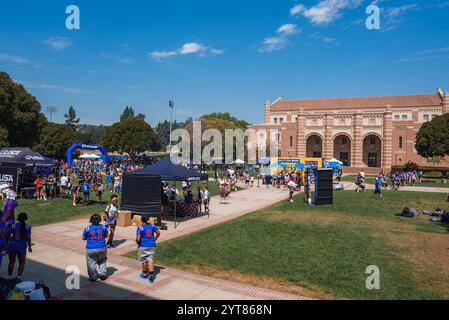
[0,71,47,147]
[155,119,190,147]
[0,127,9,148]
[64,106,80,130]
[34,123,76,159]
[102,118,162,159]
[76,124,108,145]
[415,114,449,161]
[120,106,135,122]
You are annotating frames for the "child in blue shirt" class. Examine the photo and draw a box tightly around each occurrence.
[8,212,32,280]
[82,214,109,281]
[136,215,160,283]
[82,180,91,206]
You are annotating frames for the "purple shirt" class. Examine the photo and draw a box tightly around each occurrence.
[2,199,18,225]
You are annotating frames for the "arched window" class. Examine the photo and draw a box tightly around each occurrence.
[399,136,403,149]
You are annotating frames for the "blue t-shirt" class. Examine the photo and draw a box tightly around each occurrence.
[375,179,382,190]
[82,182,90,193]
[106,175,112,184]
[9,223,31,252]
[136,224,159,248]
[83,225,108,250]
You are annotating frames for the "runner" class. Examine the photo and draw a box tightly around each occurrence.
[136,214,161,284]
[374,177,384,200]
[34,175,45,200]
[7,212,32,281]
[82,179,91,206]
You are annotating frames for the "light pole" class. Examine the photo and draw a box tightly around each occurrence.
[169,100,174,155]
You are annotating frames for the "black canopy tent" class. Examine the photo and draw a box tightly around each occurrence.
[0,148,56,192]
[127,156,209,228]
[120,173,162,224]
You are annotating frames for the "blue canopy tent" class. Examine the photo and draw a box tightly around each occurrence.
[130,156,209,228]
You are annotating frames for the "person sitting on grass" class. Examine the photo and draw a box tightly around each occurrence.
[82,214,109,282]
[8,212,32,281]
[374,177,384,201]
[136,215,161,284]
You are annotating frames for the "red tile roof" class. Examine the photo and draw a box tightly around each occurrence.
[270,93,442,111]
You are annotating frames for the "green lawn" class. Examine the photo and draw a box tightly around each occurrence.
[125,190,449,300]
[342,174,449,188]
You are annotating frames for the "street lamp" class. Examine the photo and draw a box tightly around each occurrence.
[169,100,174,155]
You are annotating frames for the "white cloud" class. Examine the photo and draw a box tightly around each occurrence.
[381,3,420,31]
[149,42,223,61]
[386,4,419,19]
[290,4,306,16]
[42,37,72,50]
[0,53,30,64]
[117,58,135,64]
[259,37,289,53]
[18,80,87,93]
[292,0,363,24]
[277,24,300,35]
[259,24,301,53]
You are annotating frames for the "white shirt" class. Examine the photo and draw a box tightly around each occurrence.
[60,176,68,187]
[203,189,210,200]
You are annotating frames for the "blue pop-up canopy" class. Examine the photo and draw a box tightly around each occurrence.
[131,156,209,181]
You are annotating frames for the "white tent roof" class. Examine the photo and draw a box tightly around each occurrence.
[234,159,245,165]
[328,158,343,164]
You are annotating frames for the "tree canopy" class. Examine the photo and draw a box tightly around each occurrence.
[416,114,449,160]
[101,118,162,159]
[34,123,76,159]
[64,106,80,130]
[120,106,136,122]
[0,71,47,147]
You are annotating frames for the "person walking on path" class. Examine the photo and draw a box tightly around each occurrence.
[104,195,119,249]
[82,214,109,282]
[136,215,160,284]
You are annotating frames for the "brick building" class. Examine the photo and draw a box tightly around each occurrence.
[250,89,449,173]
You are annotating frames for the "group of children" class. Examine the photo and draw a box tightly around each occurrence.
[82,197,161,284]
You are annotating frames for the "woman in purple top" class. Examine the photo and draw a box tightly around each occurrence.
[2,191,18,228]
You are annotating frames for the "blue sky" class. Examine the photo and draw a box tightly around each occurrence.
[0,0,448,126]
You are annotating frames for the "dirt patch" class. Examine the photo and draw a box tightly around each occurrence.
[174,263,338,300]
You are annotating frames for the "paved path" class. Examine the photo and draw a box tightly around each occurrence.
[11,186,310,300]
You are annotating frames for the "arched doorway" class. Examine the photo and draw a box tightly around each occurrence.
[306,134,323,158]
[333,134,351,166]
[363,135,382,168]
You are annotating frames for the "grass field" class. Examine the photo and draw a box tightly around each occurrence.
[0,181,223,227]
[342,174,449,188]
[125,190,449,300]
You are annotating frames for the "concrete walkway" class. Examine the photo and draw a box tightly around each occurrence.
[10,185,309,300]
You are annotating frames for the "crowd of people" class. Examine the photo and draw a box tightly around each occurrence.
[354,169,425,200]
[29,158,151,206]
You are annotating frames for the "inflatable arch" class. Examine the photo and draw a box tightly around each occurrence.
[66,144,108,165]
